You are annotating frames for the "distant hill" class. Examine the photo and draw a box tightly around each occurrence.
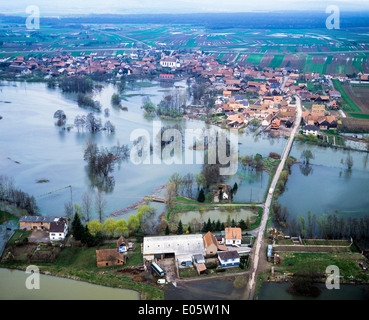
[1,11,369,29]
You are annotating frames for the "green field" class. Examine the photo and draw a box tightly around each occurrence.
[347,113,369,119]
[332,79,362,113]
[268,55,284,68]
[246,54,264,65]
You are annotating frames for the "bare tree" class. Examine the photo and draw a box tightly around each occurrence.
[81,190,93,222]
[95,190,107,223]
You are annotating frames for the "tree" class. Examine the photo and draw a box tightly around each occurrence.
[87,219,103,236]
[71,212,85,241]
[169,172,182,195]
[165,182,176,211]
[64,201,74,220]
[127,214,140,235]
[115,219,128,237]
[95,191,107,223]
[81,191,93,223]
[194,173,206,190]
[197,188,205,202]
[103,218,117,237]
[165,224,170,235]
[111,93,121,106]
[177,220,183,234]
[104,121,115,134]
[301,149,314,165]
[53,110,66,127]
[345,154,354,171]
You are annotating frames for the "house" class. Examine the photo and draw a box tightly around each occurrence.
[96,249,126,267]
[203,231,219,257]
[270,118,281,130]
[192,254,206,265]
[49,219,68,241]
[329,90,341,99]
[117,235,128,253]
[160,57,180,69]
[196,263,207,275]
[19,216,67,231]
[224,227,242,246]
[159,74,174,81]
[223,91,232,98]
[303,125,319,136]
[218,250,240,268]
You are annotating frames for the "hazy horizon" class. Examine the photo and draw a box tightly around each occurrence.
[1,0,369,16]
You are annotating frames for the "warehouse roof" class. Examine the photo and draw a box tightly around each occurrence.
[143,234,205,257]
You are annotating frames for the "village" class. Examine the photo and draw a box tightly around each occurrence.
[3,46,364,142]
[1,44,369,300]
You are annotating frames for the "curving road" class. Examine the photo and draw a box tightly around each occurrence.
[243,95,302,300]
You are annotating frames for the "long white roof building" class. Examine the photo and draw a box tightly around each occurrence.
[143,234,206,260]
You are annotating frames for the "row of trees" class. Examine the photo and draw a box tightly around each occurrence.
[74,113,115,133]
[70,204,158,247]
[170,214,251,236]
[0,175,38,215]
[59,76,93,93]
[141,91,187,119]
[274,204,369,243]
[77,93,101,111]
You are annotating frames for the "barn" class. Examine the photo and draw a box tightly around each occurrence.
[143,234,206,262]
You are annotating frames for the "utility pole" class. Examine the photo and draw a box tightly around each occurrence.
[69,185,73,215]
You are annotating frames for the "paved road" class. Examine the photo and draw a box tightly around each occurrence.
[243,95,302,300]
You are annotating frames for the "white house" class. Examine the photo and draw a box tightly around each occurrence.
[160,57,180,69]
[303,125,319,136]
[49,219,68,241]
[224,227,242,247]
[218,250,240,268]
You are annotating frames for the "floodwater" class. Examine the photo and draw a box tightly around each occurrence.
[0,80,285,220]
[257,282,369,300]
[165,278,244,300]
[278,141,369,220]
[174,207,257,225]
[0,268,139,300]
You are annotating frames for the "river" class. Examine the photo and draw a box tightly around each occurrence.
[0,268,139,300]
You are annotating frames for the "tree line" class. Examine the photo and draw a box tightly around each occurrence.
[0,175,38,215]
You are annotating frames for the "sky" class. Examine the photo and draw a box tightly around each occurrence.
[1,0,369,16]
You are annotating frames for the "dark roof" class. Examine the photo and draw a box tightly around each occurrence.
[49,220,66,233]
[304,125,319,131]
[218,250,240,260]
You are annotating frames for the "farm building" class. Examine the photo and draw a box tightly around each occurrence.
[96,249,126,268]
[203,231,219,257]
[19,216,68,231]
[143,234,206,262]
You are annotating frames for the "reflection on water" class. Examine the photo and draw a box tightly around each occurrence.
[257,282,369,300]
[174,207,257,225]
[165,278,244,300]
[278,164,369,219]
